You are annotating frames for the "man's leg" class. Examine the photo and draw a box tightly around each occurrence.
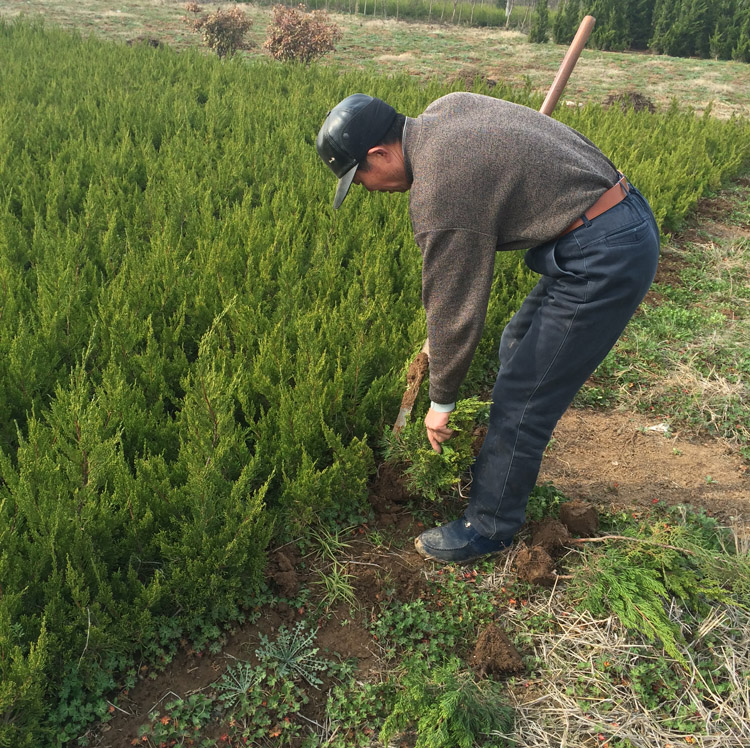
[417,186,660,560]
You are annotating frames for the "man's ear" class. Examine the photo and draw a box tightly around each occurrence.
[366,145,390,160]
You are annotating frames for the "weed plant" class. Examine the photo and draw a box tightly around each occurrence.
[137,693,214,747]
[256,622,329,687]
[215,660,308,742]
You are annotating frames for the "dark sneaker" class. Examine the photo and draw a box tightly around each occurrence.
[414,517,513,564]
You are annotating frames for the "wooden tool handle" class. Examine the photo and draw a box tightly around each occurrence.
[539,15,596,117]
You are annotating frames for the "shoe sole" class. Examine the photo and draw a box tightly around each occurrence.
[414,536,510,565]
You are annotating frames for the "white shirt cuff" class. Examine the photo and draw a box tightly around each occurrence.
[430,401,456,413]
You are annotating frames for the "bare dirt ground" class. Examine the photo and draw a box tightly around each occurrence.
[540,408,749,527]
[538,179,750,532]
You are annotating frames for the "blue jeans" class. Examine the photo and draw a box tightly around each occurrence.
[466,184,660,540]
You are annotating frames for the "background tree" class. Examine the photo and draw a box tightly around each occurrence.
[733,11,750,61]
[552,0,581,44]
[528,0,550,43]
[630,0,655,49]
[588,0,633,51]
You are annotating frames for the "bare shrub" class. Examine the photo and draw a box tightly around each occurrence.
[185,5,252,58]
[263,4,341,64]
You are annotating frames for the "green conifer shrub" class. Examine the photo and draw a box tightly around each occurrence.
[380,656,515,748]
[381,397,490,501]
[552,0,582,45]
[528,0,550,43]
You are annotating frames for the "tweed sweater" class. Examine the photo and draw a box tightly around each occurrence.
[402,92,620,405]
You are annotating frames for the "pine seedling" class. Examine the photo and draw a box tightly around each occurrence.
[380,656,515,748]
[381,397,490,501]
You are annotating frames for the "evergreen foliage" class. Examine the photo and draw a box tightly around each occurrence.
[528,0,551,43]
[549,0,750,60]
[569,508,750,665]
[0,19,749,745]
[381,397,490,500]
[588,0,636,50]
[552,0,582,44]
[379,656,515,748]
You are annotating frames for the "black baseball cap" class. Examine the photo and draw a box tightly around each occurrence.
[316,94,397,209]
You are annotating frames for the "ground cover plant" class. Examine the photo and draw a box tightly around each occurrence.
[0,11,749,748]
[83,493,750,747]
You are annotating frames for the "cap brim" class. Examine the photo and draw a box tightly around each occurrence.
[333,164,357,209]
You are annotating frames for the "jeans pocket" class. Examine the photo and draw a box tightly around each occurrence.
[604,219,648,248]
[525,238,580,279]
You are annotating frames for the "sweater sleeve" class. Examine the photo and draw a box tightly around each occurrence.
[416,227,497,404]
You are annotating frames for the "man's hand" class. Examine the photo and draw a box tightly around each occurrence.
[425,408,454,453]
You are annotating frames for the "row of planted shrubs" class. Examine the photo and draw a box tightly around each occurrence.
[1,19,749,746]
[254,0,750,62]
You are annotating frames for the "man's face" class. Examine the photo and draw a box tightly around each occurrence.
[352,146,410,194]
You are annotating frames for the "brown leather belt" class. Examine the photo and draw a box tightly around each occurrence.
[559,173,629,236]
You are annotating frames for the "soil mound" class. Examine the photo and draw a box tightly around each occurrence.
[530,518,571,554]
[603,91,656,113]
[471,623,524,677]
[370,462,413,507]
[127,36,164,48]
[446,66,497,91]
[514,545,557,587]
[266,547,301,597]
[559,499,599,536]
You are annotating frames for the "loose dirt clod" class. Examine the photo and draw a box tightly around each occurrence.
[559,499,599,536]
[530,518,571,555]
[351,566,383,606]
[514,544,558,587]
[398,351,429,414]
[471,623,524,677]
[266,548,300,597]
[371,461,413,506]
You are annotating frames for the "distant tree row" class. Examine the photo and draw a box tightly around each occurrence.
[542,0,750,62]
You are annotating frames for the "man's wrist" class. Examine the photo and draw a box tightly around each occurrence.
[430,401,456,413]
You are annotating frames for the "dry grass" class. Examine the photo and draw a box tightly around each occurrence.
[475,545,750,747]
[654,354,748,440]
[503,599,750,747]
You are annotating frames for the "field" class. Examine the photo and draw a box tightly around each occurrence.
[1,3,749,748]
[3,0,750,118]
